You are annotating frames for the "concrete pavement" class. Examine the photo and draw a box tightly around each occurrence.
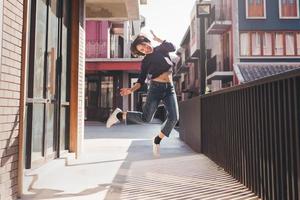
[21,121,259,200]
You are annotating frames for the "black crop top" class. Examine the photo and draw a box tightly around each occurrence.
[136,41,176,85]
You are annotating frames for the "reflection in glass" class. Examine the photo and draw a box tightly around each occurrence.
[251,32,261,56]
[33,0,47,98]
[285,33,295,55]
[101,76,114,109]
[281,0,298,17]
[60,0,70,152]
[275,33,284,56]
[240,33,250,56]
[45,0,59,157]
[46,104,55,153]
[263,33,272,56]
[88,82,98,106]
[31,104,44,161]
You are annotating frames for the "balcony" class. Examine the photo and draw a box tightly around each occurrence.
[86,40,108,58]
[86,0,140,21]
[207,56,233,82]
[207,55,217,76]
[85,57,142,71]
[175,64,189,75]
[207,5,232,35]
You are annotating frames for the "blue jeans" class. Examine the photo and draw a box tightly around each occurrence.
[126,81,179,137]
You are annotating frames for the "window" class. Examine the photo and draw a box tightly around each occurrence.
[285,33,296,55]
[280,0,299,18]
[240,33,250,56]
[297,33,300,55]
[251,32,262,55]
[241,31,300,57]
[275,33,284,55]
[263,32,272,55]
[247,0,265,18]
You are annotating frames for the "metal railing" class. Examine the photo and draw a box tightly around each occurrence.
[208,5,232,28]
[207,55,217,76]
[179,68,300,200]
[86,40,107,58]
[208,6,216,28]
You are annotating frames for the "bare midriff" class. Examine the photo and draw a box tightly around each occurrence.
[151,71,173,83]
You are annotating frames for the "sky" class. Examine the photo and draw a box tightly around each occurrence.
[139,0,197,48]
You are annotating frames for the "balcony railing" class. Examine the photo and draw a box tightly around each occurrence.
[207,5,232,34]
[86,40,107,58]
[223,57,230,71]
[206,56,233,82]
[179,68,300,200]
[207,55,217,76]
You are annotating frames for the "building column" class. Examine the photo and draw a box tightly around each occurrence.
[70,0,85,158]
[232,0,240,64]
[18,0,30,197]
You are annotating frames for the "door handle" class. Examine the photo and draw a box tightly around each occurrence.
[47,48,56,95]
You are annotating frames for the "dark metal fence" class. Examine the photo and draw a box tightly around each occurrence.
[179,69,300,200]
[179,97,201,152]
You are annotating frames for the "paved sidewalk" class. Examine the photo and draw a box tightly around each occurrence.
[21,122,258,200]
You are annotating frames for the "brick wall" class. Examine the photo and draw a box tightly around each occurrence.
[0,0,23,199]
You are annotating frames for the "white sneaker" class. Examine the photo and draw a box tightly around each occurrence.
[152,139,160,157]
[106,108,122,128]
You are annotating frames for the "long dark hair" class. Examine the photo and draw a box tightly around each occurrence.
[130,35,151,56]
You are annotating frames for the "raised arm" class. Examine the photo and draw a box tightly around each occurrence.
[150,30,176,53]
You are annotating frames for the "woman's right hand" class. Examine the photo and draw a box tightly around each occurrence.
[120,88,132,96]
[150,30,163,43]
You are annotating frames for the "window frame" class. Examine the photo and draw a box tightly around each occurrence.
[296,33,300,55]
[274,32,285,56]
[240,32,251,56]
[251,32,263,56]
[245,0,267,19]
[240,31,300,57]
[262,32,273,56]
[279,0,300,19]
[285,32,297,55]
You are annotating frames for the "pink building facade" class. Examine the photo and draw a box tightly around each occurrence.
[86,21,109,58]
[85,19,145,122]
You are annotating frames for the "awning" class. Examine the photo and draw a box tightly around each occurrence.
[86,59,141,71]
[207,71,234,82]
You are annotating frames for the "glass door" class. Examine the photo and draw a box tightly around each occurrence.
[25,0,69,168]
[45,0,59,160]
[86,79,99,121]
[26,0,48,167]
[59,0,71,153]
[99,76,114,121]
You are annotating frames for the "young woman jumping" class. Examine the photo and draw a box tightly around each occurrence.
[106,31,179,156]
